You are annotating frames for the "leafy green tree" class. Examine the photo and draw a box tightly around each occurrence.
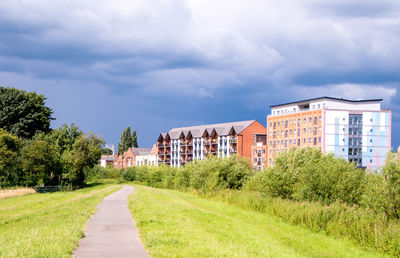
[118,126,138,153]
[101,147,113,155]
[21,139,61,186]
[48,123,82,154]
[61,133,104,188]
[0,129,22,187]
[0,87,54,138]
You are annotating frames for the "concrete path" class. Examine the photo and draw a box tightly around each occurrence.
[73,185,149,258]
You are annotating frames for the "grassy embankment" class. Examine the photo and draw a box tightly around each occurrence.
[0,183,121,257]
[129,184,389,258]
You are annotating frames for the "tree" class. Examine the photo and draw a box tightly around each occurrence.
[61,133,104,188]
[0,87,54,138]
[0,129,22,187]
[118,126,138,153]
[21,139,61,186]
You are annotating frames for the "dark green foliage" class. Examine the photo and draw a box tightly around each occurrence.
[61,133,104,188]
[101,147,113,155]
[47,123,82,154]
[0,87,53,138]
[118,126,138,153]
[0,129,22,187]
[21,139,61,186]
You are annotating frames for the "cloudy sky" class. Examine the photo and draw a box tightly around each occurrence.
[1,0,399,149]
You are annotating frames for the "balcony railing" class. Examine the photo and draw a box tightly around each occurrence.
[204,141,210,145]
[229,138,237,144]
[158,144,164,148]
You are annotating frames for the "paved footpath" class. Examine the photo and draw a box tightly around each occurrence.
[73,185,149,258]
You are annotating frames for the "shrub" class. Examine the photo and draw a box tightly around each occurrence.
[21,139,61,186]
[0,129,22,187]
[245,148,366,205]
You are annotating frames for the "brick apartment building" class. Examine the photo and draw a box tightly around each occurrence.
[267,97,391,170]
[157,120,267,167]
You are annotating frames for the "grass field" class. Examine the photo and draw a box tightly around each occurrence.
[129,185,390,258]
[0,183,121,257]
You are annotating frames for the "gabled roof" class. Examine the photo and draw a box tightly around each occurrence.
[167,120,257,137]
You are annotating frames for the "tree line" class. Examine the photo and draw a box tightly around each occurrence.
[0,87,105,189]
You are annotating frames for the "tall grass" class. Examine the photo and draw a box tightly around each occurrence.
[196,190,400,255]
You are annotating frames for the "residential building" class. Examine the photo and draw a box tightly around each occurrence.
[135,145,159,167]
[114,147,158,168]
[267,97,391,170]
[251,134,267,171]
[99,155,116,167]
[157,120,266,167]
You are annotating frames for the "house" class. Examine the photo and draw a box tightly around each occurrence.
[114,146,158,169]
[99,155,116,167]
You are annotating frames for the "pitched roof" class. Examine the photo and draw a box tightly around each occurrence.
[100,155,116,161]
[130,147,153,156]
[168,120,257,137]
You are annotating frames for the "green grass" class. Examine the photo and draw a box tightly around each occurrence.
[129,185,390,258]
[0,183,121,257]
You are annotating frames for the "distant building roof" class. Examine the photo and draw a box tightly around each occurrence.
[270,96,383,108]
[100,155,116,161]
[165,120,257,139]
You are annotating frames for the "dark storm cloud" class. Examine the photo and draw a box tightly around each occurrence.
[0,0,399,148]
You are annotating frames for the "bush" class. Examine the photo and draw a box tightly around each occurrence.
[0,129,22,187]
[245,148,366,205]
[21,139,61,186]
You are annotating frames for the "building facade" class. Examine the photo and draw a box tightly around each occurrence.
[251,134,267,171]
[157,120,266,167]
[267,97,391,170]
[114,147,158,168]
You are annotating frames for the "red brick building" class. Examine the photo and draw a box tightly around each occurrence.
[157,120,267,167]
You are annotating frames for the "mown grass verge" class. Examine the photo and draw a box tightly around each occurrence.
[129,184,389,257]
[0,183,121,257]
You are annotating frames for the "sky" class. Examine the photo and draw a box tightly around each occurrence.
[0,0,399,149]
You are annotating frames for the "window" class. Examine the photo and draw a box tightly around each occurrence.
[370,149,372,152]
[314,116,317,125]
[314,137,317,145]
[303,118,306,123]
[285,120,288,128]
[319,116,322,121]
[370,159,373,163]
[263,149,265,154]
[303,128,306,134]
[309,117,312,123]
[319,137,321,142]
[308,137,311,143]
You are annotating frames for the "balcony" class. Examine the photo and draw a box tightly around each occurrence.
[204,141,210,145]
[180,142,186,146]
[158,144,164,148]
[229,137,237,144]
[165,145,171,148]
[179,151,186,155]
[165,153,171,156]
